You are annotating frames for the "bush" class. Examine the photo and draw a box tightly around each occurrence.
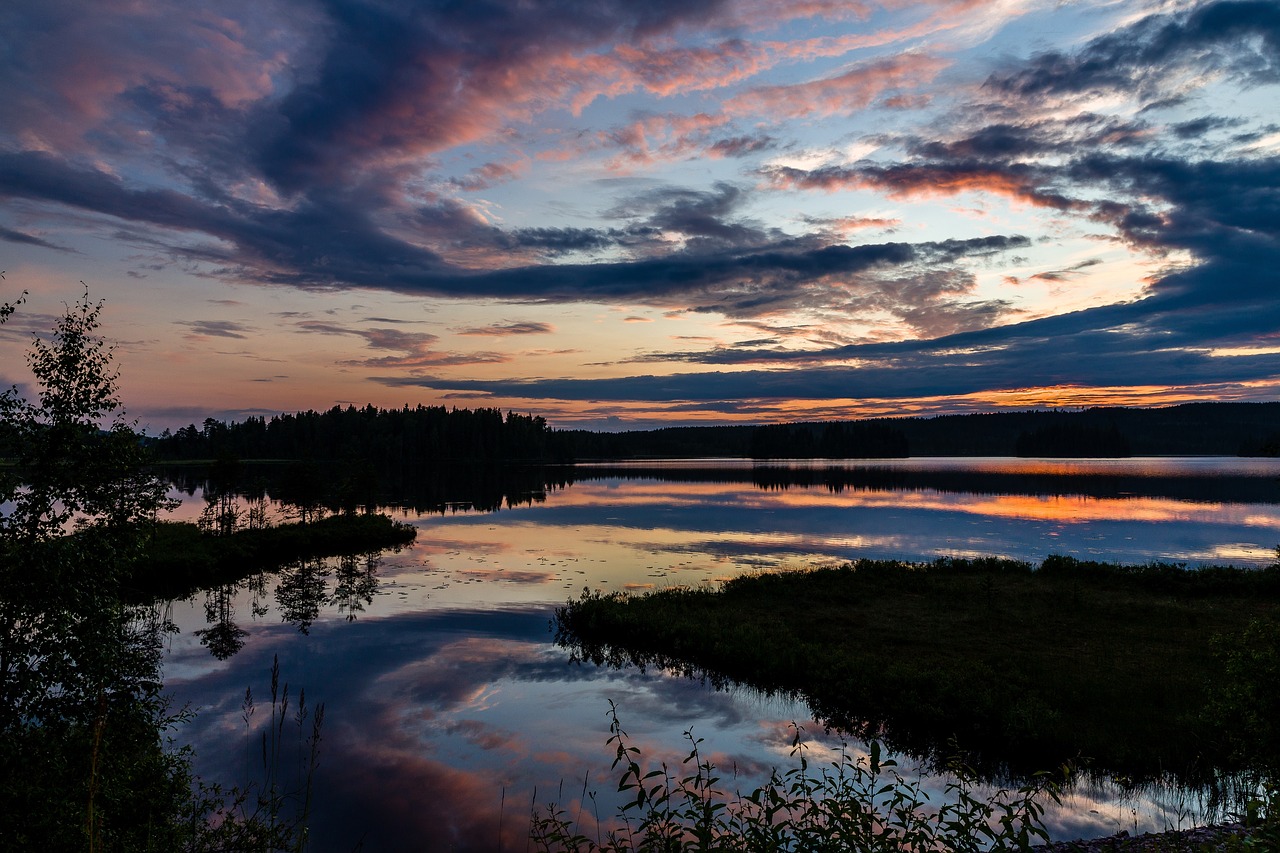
[530,703,1069,852]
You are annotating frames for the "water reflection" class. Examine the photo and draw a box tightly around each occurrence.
[165,604,1250,852]
[189,553,383,653]
[163,461,572,517]
[194,585,248,659]
[331,553,381,622]
[161,457,1280,850]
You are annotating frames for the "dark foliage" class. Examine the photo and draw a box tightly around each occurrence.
[555,556,1280,784]
[135,402,1280,464]
[129,514,415,602]
[1015,423,1131,457]
[0,289,193,848]
[150,404,563,465]
[750,421,910,459]
[544,403,1280,459]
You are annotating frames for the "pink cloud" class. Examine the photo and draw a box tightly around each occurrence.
[449,159,529,191]
[768,162,1085,211]
[599,112,733,168]
[6,0,295,154]
[726,54,949,120]
[826,215,903,234]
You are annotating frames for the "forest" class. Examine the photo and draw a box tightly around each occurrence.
[149,404,566,464]
[147,401,1280,462]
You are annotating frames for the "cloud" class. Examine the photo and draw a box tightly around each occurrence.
[0,225,71,251]
[4,0,1279,414]
[706,134,778,158]
[0,150,1031,320]
[372,320,1280,404]
[605,182,780,252]
[0,0,292,159]
[766,160,1083,210]
[245,0,889,191]
[178,319,252,339]
[725,54,949,120]
[755,3,1280,385]
[297,320,509,368]
[455,321,554,337]
[1021,258,1103,285]
[986,0,1280,103]
[448,160,528,191]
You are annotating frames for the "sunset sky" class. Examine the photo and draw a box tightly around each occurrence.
[2,0,1278,431]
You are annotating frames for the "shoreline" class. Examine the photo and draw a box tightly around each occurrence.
[1037,822,1253,851]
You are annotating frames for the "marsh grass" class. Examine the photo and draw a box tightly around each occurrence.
[555,557,1280,782]
[530,702,1069,852]
[183,655,323,852]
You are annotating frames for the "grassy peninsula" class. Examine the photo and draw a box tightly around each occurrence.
[130,513,417,601]
[556,556,1280,782]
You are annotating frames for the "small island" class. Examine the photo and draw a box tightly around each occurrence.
[130,513,417,602]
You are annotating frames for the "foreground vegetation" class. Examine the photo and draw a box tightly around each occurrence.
[531,703,1073,852]
[0,288,321,848]
[556,556,1280,783]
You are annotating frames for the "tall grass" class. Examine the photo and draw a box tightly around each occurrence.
[183,655,323,852]
[530,702,1070,852]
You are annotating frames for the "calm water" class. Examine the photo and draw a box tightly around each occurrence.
[161,457,1280,850]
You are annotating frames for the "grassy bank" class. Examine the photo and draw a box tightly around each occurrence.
[555,556,1280,782]
[129,512,417,601]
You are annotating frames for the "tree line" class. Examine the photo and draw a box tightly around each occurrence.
[146,401,1280,463]
[150,404,566,464]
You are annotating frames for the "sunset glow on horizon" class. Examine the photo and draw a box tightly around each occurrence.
[2,0,1278,431]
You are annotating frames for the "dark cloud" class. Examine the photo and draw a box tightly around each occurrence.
[507,227,618,255]
[250,0,740,191]
[986,0,1280,101]
[604,182,782,252]
[0,150,1029,320]
[1169,116,1240,139]
[762,6,1280,380]
[0,225,70,251]
[767,159,1082,211]
[1024,258,1102,284]
[907,115,1152,162]
[706,134,777,158]
[3,0,1278,410]
[178,319,252,339]
[297,320,508,368]
[372,318,1280,403]
[455,321,553,337]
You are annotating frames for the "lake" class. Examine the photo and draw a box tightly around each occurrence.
[160,457,1280,850]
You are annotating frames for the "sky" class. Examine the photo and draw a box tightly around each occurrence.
[1,0,1278,432]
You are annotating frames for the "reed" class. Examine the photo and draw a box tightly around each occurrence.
[530,702,1070,852]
